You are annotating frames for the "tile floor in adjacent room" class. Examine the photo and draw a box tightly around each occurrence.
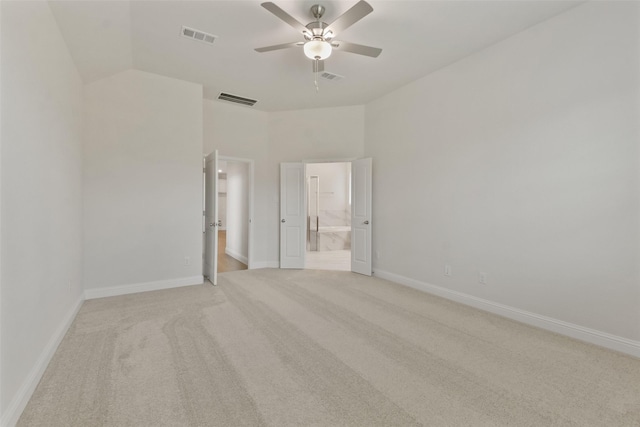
[305,249,351,271]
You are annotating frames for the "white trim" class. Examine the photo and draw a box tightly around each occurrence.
[373,269,640,359]
[302,157,358,163]
[247,161,254,269]
[84,275,203,300]
[1,297,84,427]
[225,248,248,265]
[250,261,280,269]
[217,155,253,163]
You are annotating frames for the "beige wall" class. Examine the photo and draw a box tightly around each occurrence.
[365,1,640,341]
[1,1,84,422]
[226,161,250,263]
[83,70,204,292]
[203,100,270,265]
[203,101,365,266]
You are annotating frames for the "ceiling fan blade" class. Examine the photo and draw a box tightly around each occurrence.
[261,2,309,35]
[312,60,325,73]
[332,41,381,58]
[324,1,373,36]
[255,42,302,53]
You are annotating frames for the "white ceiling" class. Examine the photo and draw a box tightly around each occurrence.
[49,0,582,111]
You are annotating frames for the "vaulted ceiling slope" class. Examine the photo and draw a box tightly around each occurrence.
[49,0,582,111]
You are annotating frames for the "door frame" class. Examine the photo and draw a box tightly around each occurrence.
[219,155,255,269]
[203,153,255,274]
[203,150,219,284]
[283,157,361,270]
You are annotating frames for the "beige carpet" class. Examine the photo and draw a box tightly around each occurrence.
[18,269,640,426]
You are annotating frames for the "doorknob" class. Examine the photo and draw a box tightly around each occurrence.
[209,223,214,227]
[281,219,286,223]
[364,220,369,225]
[217,220,222,226]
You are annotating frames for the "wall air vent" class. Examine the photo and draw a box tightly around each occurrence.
[320,72,344,82]
[181,26,216,45]
[217,92,258,107]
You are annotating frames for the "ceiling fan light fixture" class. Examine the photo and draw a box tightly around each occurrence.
[304,39,332,60]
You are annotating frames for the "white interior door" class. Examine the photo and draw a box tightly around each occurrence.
[351,158,372,276]
[204,150,219,284]
[280,163,306,269]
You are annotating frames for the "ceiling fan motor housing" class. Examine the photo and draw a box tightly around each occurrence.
[305,21,329,40]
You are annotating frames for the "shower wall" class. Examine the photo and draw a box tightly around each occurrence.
[306,162,351,228]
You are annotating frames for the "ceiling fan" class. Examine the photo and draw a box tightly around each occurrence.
[255,1,382,74]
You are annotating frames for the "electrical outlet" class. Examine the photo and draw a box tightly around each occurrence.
[375,251,381,260]
[479,272,487,285]
[444,264,452,277]
[68,280,72,292]
[184,256,191,266]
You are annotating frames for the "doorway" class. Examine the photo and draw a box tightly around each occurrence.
[279,158,372,275]
[217,159,250,273]
[203,153,254,284]
[305,162,351,271]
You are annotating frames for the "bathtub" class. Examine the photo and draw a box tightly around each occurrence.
[310,226,351,251]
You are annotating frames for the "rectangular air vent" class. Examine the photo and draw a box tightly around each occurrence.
[181,26,216,45]
[217,92,258,107]
[320,72,345,82]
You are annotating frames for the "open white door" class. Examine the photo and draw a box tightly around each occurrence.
[351,158,372,276]
[204,150,219,284]
[280,163,306,269]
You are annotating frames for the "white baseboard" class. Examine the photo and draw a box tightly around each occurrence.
[84,275,203,300]
[250,261,280,269]
[225,248,248,265]
[1,297,84,427]
[373,269,640,359]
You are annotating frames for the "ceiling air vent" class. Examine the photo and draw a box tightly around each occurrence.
[181,26,216,45]
[217,92,258,107]
[320,72,344,82]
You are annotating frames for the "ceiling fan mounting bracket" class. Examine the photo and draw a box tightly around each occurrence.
[310,4,326,20]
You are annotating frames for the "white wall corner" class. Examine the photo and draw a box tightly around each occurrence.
[84,276,204,300]
[0,297,84,427]
[373,269,640,359]
[225,248,248,265]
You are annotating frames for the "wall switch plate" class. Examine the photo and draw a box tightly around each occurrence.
[479,272,487,285]
[184,256,191,266]
[444,264,452,277]
[375,251,380,260]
